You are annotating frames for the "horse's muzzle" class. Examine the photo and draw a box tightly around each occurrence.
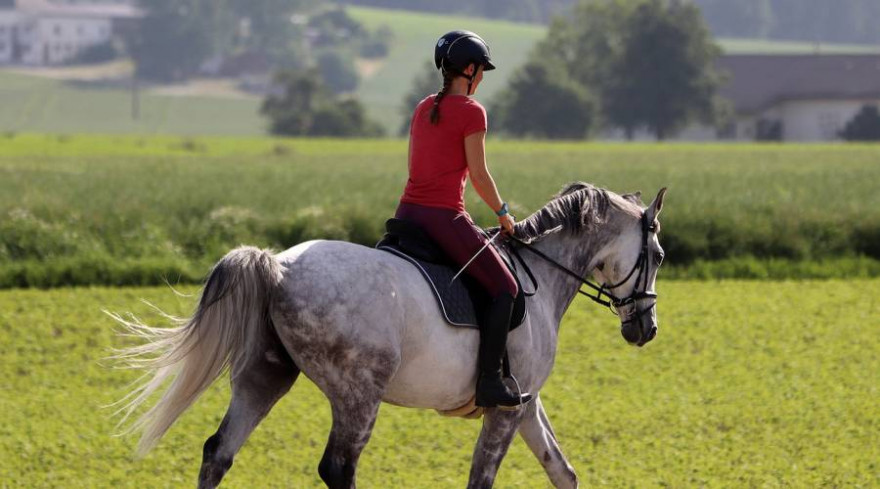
[620,304,657,347]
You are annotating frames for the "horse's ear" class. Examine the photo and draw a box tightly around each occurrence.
[622,191,642,205]
[647,187,668,220]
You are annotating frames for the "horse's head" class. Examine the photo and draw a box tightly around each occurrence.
[590,188,667,347]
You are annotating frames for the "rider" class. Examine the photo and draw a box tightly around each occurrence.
[395,31,532,409]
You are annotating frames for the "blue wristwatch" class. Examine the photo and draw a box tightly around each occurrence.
[495,202,509,217]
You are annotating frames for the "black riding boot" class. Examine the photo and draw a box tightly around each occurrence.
[475,292,533,408]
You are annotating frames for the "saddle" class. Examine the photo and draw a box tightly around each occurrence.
[376,218,527,330]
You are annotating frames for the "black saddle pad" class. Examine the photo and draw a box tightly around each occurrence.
[377,219,527,330]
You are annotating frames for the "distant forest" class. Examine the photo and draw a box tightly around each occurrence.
[340,0,880,45]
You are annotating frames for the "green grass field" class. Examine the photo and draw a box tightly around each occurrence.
[1,280,877,487]
[0,72,265,136]
[0,6,876,136]
[2,134,880,287]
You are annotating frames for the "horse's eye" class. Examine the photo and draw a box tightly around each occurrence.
[596,262,605,271]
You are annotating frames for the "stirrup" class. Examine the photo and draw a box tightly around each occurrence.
[475,373,533,409]
[499,373,532,410]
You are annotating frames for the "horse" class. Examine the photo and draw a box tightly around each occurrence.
[110,182,667,489]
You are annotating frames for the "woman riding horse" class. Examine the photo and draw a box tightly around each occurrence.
[395,30,531,409]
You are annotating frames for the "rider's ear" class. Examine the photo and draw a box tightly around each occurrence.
[646,188,667,221]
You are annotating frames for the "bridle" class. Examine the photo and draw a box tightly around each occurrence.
[509,213,657,317]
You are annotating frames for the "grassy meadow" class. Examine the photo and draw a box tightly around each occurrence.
[1,280,878,487]
[1,134,880,288]
[0,72,265,136]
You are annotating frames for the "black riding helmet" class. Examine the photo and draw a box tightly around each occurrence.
[434,30,496,74]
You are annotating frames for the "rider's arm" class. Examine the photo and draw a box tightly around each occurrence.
[465,131,515,234]
[465,131,503,212]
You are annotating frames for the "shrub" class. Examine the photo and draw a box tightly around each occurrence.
[262,70,384,137]
[839,105,880,141]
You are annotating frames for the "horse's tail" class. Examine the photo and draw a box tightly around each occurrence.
[108,246,283,456]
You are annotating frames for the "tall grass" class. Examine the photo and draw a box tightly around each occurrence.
[1,134,879,287]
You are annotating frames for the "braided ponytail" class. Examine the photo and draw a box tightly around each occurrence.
[429,69,455,125]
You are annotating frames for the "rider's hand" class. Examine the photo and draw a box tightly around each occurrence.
[499,213,515,236]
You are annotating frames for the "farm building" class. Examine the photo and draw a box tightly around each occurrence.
[0,0,140,66]
[677,54,880,142]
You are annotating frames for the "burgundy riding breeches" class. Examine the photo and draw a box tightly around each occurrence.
[395,202,518,299]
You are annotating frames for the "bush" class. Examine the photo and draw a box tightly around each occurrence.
[262,70,384,137]
[359,25,393,59]
[839,105,880,141]
[70,41,119,65]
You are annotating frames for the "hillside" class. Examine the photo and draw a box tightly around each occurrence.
[348,6,545,132]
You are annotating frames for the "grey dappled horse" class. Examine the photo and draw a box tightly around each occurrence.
[112,182,667,489]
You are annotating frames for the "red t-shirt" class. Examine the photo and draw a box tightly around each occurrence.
[400,94,488,212]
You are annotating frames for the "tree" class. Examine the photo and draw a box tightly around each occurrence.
[491,60,596,139]
[519,0,724,140]
[130,0,216,81]
[315,48,360,94]
[261,70,384,137]
[230,0,316,60]
[839,105,880,142]
[605,0,724,140]
[131,0,316,82]
[398,60,440,135]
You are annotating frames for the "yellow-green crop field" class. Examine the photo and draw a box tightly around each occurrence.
[1,281,878,487]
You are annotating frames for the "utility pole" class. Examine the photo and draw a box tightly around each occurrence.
[131,74,140,120]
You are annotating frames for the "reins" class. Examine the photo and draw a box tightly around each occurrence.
[500,213,656,314]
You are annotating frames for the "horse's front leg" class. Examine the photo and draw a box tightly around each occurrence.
[518,395,578,488]
[467,407,527,489]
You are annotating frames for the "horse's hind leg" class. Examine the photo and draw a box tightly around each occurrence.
[518,396,578,488]
[198,349,299,489]
[317,393,382,489]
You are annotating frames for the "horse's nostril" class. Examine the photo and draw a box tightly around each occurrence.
[621,324,641,344]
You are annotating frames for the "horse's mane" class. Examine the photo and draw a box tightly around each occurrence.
[514,182,640,243]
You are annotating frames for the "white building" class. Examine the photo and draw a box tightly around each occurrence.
[0,0,140,66]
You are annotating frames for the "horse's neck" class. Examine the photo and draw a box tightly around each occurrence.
[524,227,612,328]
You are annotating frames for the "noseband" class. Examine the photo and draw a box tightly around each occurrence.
[510,213,657,316]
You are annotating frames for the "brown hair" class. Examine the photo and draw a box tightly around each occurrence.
[429,69,456,125]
